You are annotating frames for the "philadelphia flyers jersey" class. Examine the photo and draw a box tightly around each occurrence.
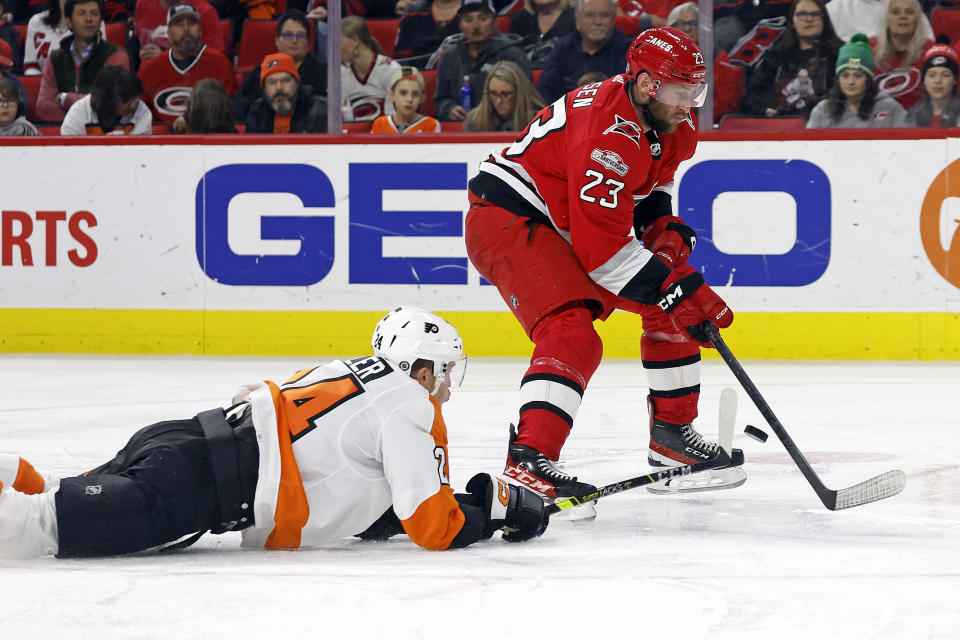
[341,54,399,122]
[238,356,466,551]
[138,46,235,123]
[371,113,441,134]
[469,75,697,300]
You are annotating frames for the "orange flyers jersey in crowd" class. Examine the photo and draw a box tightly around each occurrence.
[474,75,697,298]
[371,114,441,134]
[237,356,465,551]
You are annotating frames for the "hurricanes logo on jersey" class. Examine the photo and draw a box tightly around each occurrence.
[154,86,192,117]
[603,115,644,149]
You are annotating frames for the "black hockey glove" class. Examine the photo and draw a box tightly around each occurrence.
[457,473,549,543]
[355,507,404,541]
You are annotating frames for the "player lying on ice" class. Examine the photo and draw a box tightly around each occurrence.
[0,306,548,558]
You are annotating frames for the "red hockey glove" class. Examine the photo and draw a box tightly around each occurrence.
[641,216,697,267]
[657,265,733,345]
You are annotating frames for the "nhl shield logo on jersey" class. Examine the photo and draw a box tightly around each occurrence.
[590,148,629,176]
[603,115,643,148]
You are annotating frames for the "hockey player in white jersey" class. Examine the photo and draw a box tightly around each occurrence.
[0,307,548,558]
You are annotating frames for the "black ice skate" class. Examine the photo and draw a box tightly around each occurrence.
[648,419,745,468]
[503,425,596,499]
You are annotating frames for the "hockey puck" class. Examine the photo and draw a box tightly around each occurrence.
[744,425,769,443]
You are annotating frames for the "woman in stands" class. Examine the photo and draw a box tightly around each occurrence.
[463,59,543,131]
[177,78,237,133]
[807,33,907,128]
[341,15,401,121]
[906,36,960,127]
[869,0,932,109]
[742,0,842,120]
[508,0,575,67]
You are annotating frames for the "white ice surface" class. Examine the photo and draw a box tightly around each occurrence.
[1,355,958,639]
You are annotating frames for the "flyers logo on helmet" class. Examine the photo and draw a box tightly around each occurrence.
[603,114,643,148]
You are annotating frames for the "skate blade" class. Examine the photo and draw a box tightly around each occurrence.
[550,498,597,525]
[646,467,747,494]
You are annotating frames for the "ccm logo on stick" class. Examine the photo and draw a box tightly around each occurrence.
[1,210,97,267]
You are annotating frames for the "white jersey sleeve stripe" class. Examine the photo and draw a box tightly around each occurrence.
[588,237,654,294]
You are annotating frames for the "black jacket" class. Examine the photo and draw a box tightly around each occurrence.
[233,54,327,121]
[244,85,328,133]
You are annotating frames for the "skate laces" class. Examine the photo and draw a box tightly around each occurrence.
[536,455,576,481]
[681,424,719,454]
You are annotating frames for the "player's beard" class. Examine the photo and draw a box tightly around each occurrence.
[270,93,294,116]
[644,100,679,135]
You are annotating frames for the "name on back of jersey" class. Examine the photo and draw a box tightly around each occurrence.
[345,356,394,383]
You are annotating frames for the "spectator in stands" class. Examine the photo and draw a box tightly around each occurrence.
[464,59,543,130]
[0,0,21,22]
[61,65,151,134]
[371,65,441,132]
[134,0,223,64]
[0,39,27,116]
[174,77,237,132]
[906,36,960,126]
[303,0,401,20]
[341,15,401,121]
[139,4,234,124]
[870,0,932,108]
[575,69,605,84]
[509,0,576,68]
[234,10,327,121]
[535,0,629,104]
[825,0,931,42]
[36,0,130,122]
[807,32,907,126]
[24,0,107,75]
[742,0,842,119]
[0,0,21,74]
[394,0,462,67]
[434,0,531,120]
[245,52,327,133]
[712,0,792,55]
[0,77,39,135]
[665,1,696,42]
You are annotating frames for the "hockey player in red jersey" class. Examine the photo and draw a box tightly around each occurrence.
[465,26,742,502]
[0,307,549,558]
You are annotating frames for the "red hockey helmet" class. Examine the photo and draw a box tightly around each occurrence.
[625,26,708,107]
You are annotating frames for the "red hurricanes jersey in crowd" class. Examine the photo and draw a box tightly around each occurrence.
[472,75,697,299]
[138,46,235,123]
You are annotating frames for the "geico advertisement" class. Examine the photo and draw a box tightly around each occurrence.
[1,140,958,312]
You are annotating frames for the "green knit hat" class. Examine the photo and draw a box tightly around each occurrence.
[836,33,874,78]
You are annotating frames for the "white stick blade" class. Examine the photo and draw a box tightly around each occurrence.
[833,470,907,510]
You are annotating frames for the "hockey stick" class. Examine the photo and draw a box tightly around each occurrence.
[702,322,906,511]
[546,417,740,515]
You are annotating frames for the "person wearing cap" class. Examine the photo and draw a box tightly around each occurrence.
[372,65,441,133]
[36,0,130,122]
[906,35,960,127]
[394,0,464,67]
[534,0,631,104]
[433,0,531,121]
[134,0,223,63]
[0,38,28,117]
[807,32,907,128]
[233,10,327,122]
[244,52,327,134]
[138,3,234,124]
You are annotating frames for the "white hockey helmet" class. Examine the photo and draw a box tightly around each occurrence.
[371,306,467,394]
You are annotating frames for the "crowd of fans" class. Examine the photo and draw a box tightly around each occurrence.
[2,0,960,135]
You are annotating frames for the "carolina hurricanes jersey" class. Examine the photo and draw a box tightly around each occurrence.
[341,54,399,122]
[471,74,697,302]
[138,45,235,123]
[238,356,465,551]
[371,113,441,134]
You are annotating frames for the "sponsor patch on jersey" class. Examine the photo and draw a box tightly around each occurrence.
[603,114,643,148]
[590,148,629,176]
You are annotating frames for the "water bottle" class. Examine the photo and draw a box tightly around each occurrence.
[460,76,472,112]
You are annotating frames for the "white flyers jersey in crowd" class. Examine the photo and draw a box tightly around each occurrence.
[341,54,399,121]
[22,12,107,74]
[474,75,697,298]
[238,356,465,551]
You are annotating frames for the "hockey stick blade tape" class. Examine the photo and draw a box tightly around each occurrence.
[743,425,768,443]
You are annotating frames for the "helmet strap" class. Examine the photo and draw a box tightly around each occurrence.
[626,80,662,161]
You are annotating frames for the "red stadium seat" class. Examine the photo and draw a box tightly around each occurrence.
[440,120,462,132]
[367,19,399,58]
[532,68,542,85]
[931,8,960,41]
[221,19,234,57]
[36,125,60,136]
[151,123,171,134]
[718,115,806,131]
[14,24,27,57]
[20,74,42,121]
[615,15,641,37]
[497,16,510,32]
[421,69,438,117]
[342,121,373,133]
[104,21,125,47]
[236,19,278,72]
